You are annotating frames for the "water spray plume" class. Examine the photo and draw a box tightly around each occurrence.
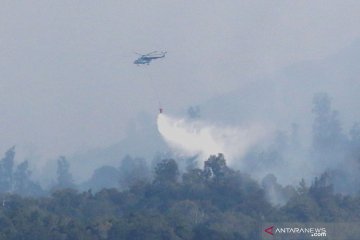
[157,113,268,166]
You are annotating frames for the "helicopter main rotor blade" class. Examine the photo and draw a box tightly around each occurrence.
[145,51,158,56]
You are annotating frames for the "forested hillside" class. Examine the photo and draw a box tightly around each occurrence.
[0,93,359,239]
[0,153,359,240]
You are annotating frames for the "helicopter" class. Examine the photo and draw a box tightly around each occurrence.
[134,51,167,65]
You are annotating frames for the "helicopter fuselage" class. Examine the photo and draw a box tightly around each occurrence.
[133,52,166,65]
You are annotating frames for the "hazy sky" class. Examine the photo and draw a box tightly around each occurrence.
[1,1,360,163]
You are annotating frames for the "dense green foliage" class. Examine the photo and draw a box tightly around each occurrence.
[0,154,359,240]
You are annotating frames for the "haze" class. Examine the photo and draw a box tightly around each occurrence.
[1,1,360,177]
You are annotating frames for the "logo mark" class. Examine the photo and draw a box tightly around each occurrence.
[264,226,274,236]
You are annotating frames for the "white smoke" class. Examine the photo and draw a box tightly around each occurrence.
[157,113,269,166]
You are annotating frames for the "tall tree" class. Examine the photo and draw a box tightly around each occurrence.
[13,160,31,194]
[0,146,15,192]
[203,153,230,179]
[154,159,179,184]
[312,93,345,152]
[13,160,43,196]
[56,156,75,189]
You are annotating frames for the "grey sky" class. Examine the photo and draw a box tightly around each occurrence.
[1,1,360,164]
